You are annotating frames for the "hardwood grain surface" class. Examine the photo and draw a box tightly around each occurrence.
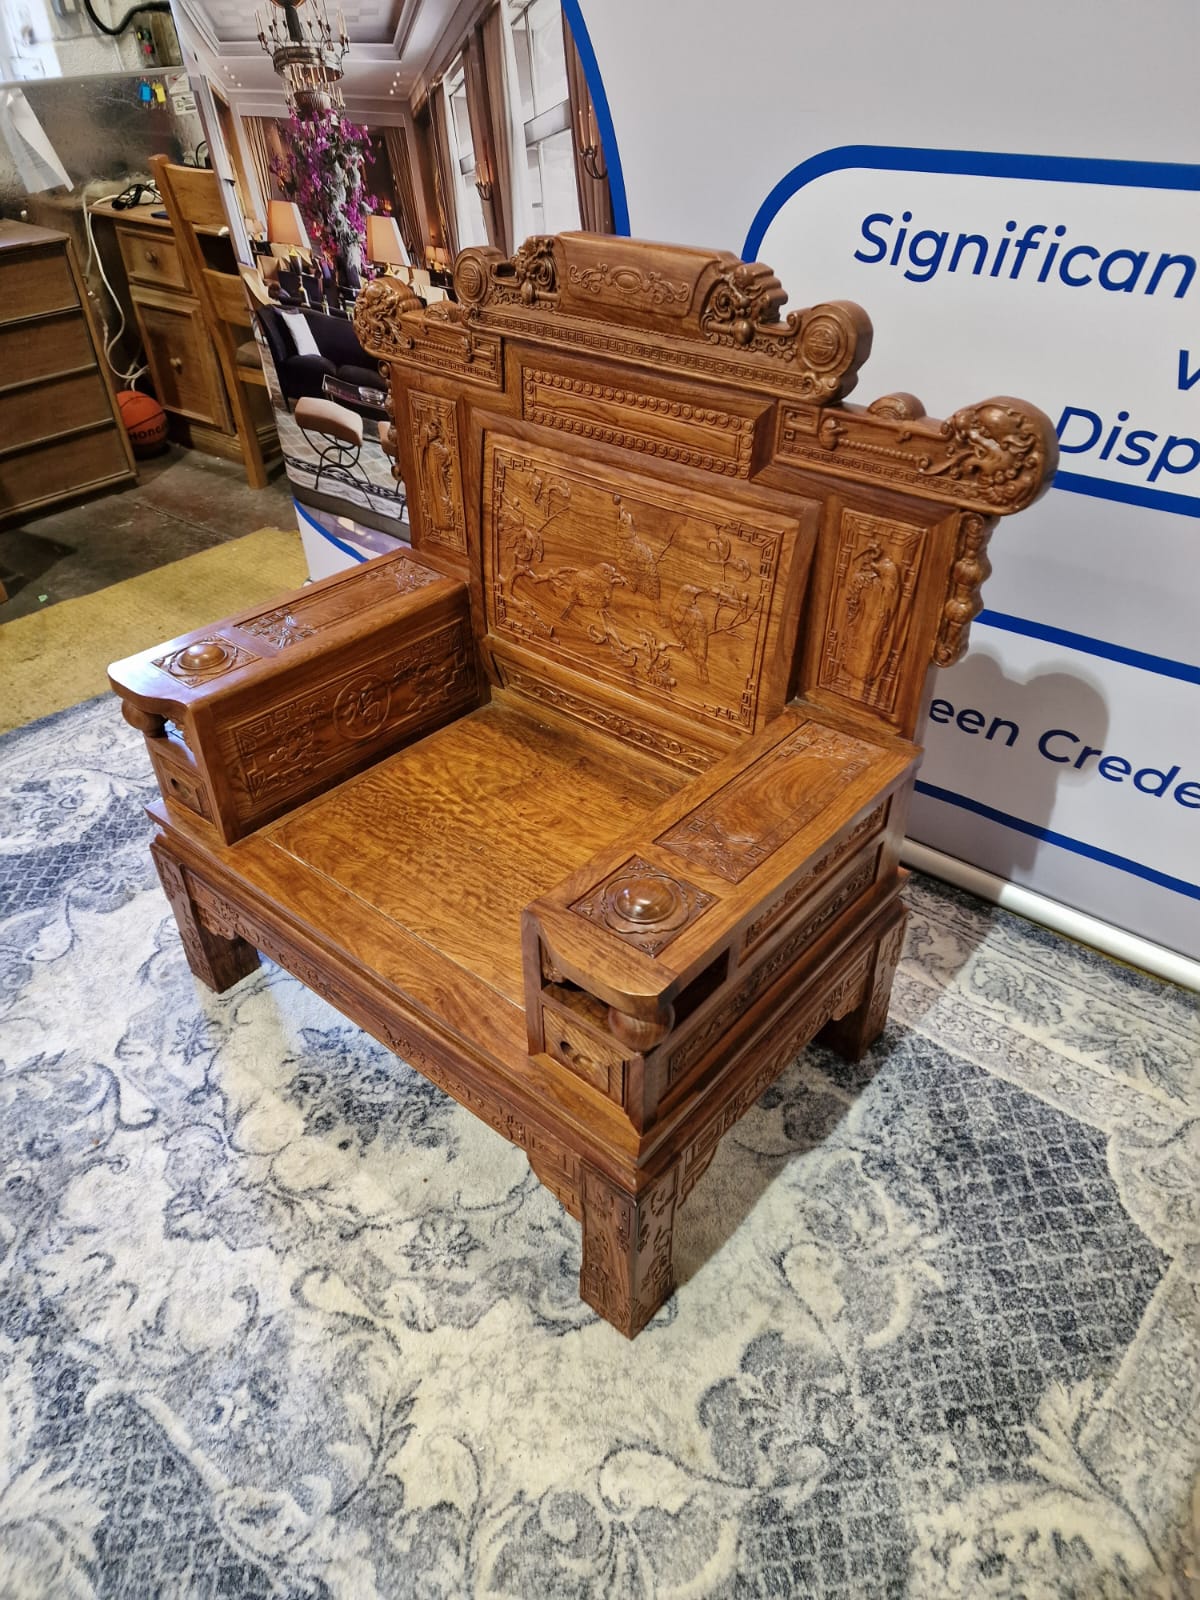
[268,699,684,1004]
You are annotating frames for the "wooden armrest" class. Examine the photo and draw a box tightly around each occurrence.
[522,705,918,1133]
[109,548,478,842]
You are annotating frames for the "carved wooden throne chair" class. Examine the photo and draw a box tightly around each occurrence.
[109,233,1056,1336]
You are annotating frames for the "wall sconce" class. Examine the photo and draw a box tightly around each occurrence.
[474,158,493,203]
[575,105,607,182]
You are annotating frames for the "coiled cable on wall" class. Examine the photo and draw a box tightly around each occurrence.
[82,0,173,37]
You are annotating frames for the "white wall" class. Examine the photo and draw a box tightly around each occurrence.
[1,0,146,79]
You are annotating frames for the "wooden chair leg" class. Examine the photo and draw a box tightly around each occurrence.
[230,374,272,490]
[820,900,907,1063]
[151,838,260,993]
[579,1162,679,1337]
[213,324,272,490]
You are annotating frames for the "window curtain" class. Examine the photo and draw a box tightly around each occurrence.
[383,125,424,263]
[241,115,286,213]
[428,85,460,260]
[463,27,509,254]
[562,12,613,235]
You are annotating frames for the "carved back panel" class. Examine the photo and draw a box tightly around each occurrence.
[355,235,1056,760]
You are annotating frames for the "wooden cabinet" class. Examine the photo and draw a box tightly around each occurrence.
[116,225,187,293]
[0,222,136,525]
[91,199,236,458]
[136,291,227,427]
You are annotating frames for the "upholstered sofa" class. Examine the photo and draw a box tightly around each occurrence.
[255,305,382,408]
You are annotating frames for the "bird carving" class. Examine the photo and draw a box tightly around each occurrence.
[614,496,661,601]
[551,561,628,622]
[669,584,710,681]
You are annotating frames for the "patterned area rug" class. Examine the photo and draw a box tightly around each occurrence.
[1,697,1198,1599]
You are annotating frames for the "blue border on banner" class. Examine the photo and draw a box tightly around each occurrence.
[1054,470,1200,521]
[914,781,1200,903]
[293,499,367,564]
[741,145,1200,518]
[560,0,630,235]
[975,609,1200,685]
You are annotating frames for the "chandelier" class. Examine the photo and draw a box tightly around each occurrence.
[256,0,350,117]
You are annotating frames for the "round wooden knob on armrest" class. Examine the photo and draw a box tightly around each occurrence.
[145,248,159,265]
[170,356,183,372]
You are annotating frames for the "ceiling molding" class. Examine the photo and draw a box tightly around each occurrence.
[392,0,426,57]
[174,0,223,61]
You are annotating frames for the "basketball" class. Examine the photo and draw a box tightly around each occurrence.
[117,390,168,454]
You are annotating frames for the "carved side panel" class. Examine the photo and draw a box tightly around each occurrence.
[217,619,475,822]
[409,393,467,553]
[656,721,880,883]
[819,509,926,715]
[742,803,886,950]
[666,853,877,1087]
[484,436,796,735]
[521,368,757,478]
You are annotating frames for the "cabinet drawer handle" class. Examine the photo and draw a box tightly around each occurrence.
[145,248,159,265]
[169,356,183,372]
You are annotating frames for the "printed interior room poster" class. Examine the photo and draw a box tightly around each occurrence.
[567,0,1200,961]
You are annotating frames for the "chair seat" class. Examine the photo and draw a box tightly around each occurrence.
[294,396,364,446]
[259,700,685,1026]
[235,338,262,371]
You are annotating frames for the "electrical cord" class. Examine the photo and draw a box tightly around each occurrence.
[82,188,149,388]
[110,180,160,210]
[82,0,172,37]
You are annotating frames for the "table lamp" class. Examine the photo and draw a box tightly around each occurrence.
[267,200,312,262]
[366,214,410,272]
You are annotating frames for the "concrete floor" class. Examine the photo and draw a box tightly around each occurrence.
[0,448,296,622]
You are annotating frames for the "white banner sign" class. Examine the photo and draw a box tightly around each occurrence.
[568,0,1200,961]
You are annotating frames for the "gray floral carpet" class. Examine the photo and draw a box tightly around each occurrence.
[1,697,1198,1599]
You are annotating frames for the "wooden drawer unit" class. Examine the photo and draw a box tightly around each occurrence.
[138,294,228,427]
[117,224,187,291]
[0,221,135,524]
[0,427,132,514]
[0,370,114,453]
[0,311,95,385]
[0,240,78,323]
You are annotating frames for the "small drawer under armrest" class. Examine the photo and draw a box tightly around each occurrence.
[109,548,479,842]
